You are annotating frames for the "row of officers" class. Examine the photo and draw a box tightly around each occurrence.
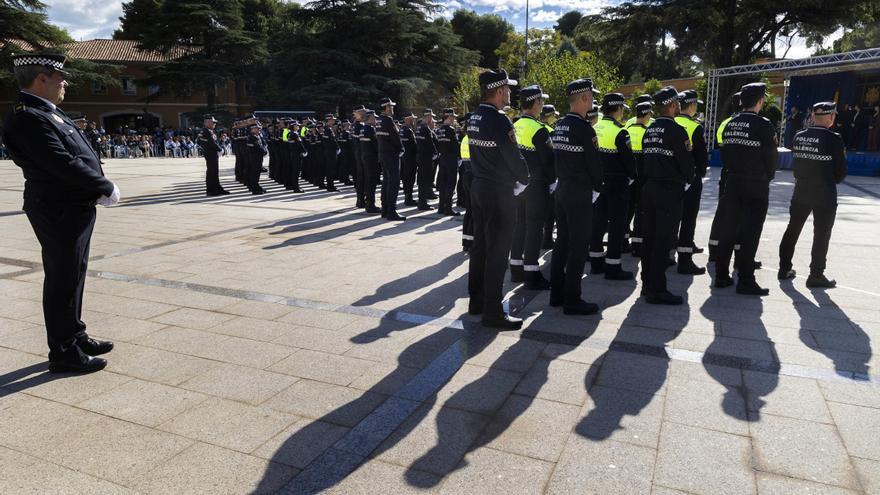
[198,70,847,331]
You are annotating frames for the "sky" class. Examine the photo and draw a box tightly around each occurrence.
[45,0,838,60]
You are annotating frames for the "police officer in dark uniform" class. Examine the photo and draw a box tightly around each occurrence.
[778,101,846,288]
[540,104,560,249]
[285,120,307,193]
[400,112,419,206]
[714,82,779,295]
[641,86,695,305]
[625,101,653,258]
[549,79,604,315]
[589,92,637,279]
[3,54,116,372]
[313,120,327,188]
[509,85,554,289]
[359,110,381,213]
[436,108,461,216]
[377,97,406,220]
[246,122,268,194]
[323,113,340,192]
[674,90,708,274]
[708,91,742,261]
[198,115,230,196]
[352,106,367,208]
[459,113,475,251]
[416,109,439,210]
[467,69,529,329]
[338,120,354,186]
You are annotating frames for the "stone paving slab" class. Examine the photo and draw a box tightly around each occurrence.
[1,157,880,493]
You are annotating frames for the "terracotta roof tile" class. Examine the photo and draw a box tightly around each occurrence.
[3,39,199,63]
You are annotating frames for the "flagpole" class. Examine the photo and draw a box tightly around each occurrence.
[523,0,529,79]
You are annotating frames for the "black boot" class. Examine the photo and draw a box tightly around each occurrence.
[524,270,551,290]
[589,256,605,274]
[605,263,635,280]
[806,273,837,288]
[736,279,770,296]
[510,263,524,283]
[778,268,796,280]
[677,254,706,275]
[645,290,684,305]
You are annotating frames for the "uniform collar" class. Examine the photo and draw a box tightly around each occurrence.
[19,91,57,112]
[479,103,499,110]
[520,114,541,122]
[565,112,585,121]
[601,116,622,126]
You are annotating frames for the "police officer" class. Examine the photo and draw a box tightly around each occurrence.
[285,120,307,193]
[416,109,439,210]
[625,94,653,127]
[674,89,709,274]
[375,98,406,220]
[351,106,367,208]
[467,69,530,329]
[198,115,229,196]
[459,113,475,251]
[246,122,268,194]
[625,101,653,257]
[714,82,778,295]
[587,102,600,126]
[549,78,604,315]
[436,108,461,216]
[641,86,695,305]
[3,54,116,372]
[708,91,743,262]
[589,92,637,279]
[359,110,381,213]
[400,112,419,206]
[778,101,846,288]
[540,104,560,249]
[338,120,354,186]
[323,113,340,191]
[510,85,554,289]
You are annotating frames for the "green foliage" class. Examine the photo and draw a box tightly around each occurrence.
[522,52,622,113]
[495,28,562,77]
[452,66,481,113]
[450,10,513,68]
[554,11,583,38]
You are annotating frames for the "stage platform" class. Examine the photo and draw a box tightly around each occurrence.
[710,148,880,176]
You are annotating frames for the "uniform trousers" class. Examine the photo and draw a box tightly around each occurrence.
[417,157,433,204]
[714,178,769,282]
[380,153,401,215]
[510,181,548,271]
[641,180,684,293]
[627,177,645,248]
[246,152,263,192]
[354,152,365,206]
[779,191,837,275]
[401,153,418,201]
[437,156,458,212]
[363,155,380,207]
[468,179,516,318]
[460,161,474,248]
[590,176,630,264]
[550,185,593,305]
[678,177,703,251]
[25,202,96,361]
[205,154,222,193]
[324,152,338,189]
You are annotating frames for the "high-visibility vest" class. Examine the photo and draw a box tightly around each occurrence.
[460,135,470,160]
[282,128,290,141]
[716,116,733,144]
[513,115,543,151]
[675,114,700,144]
[594,117,625,153]
[626,123,647,153]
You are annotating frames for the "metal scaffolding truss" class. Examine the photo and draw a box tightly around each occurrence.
[704,47,880,149]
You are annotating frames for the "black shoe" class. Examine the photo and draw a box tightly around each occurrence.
[754,260,763,270]
[468,300,483,315]
[778,269,796,280]
[404,199,418,206]
[645,291,684,305]
[49,354,107,373]
[481,313,523,330]
[417,203,433,211]
[549,293,564,307]
[563,300,600,315]
[365,206,381,214]
[692,245,705,254]
[714,275,734,288]
[590,259,605,274]
[510,265,524,283]
[445,210,461,217]
[736,280,770,296]
[524,272,552,290]
[387,213,406,221]
[326,186,339,192]
[542,239,555,250]
[605,265,635,281]
[251,188,265,195]
[806,273,837,288]
[677,261,706,275]
[293,188,304,193]
[77,338,114,356]
[261,167,268,173]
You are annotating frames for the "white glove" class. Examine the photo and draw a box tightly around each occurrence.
[399,151,405,157]
[549,180,558,194]
[432,154,439,161]
[98,183,121,207]
[592,191,600,204]
[302,152,308,157]
[685,183,691,191]
[513,181,527,196]
[628,178,635,186]
[336,149,341,156]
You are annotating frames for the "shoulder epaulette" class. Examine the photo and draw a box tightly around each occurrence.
[14,103,26,114]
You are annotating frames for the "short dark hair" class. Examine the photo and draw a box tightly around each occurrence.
[740,92,764,109]
[480,86,501,102]
[521,98,540,111]
[601,103,624,114]
[14,65,54,88]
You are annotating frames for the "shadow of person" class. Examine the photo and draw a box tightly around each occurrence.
[0,363,64,398]
[781,283,872,378]
[700,290,777,421]
[576,272,692,441]
[262,210,430,250]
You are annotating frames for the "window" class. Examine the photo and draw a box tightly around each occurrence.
[92,81,107,95]
[121,77,137,96]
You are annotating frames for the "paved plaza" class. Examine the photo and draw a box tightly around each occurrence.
[1,155,880,494]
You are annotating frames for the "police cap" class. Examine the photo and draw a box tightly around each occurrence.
[634,94,653,105]
[541,104,560,117]
[324,113,336,120]
[812,101,837,115]
[677,89,702,105]
[566,78,595,97]
[479,69,517,90]
[635,101,653,116]
[739,82,767,102]
[442,108,458,118]
[653,86,679,106]
[520,85,548,102]
[203,115,217,123]
[378,97,396,108]
[602,92,629,108]
[587,103,600,119]
[403,112,417,120]
[12,53,69,75]
[422,108,436,118]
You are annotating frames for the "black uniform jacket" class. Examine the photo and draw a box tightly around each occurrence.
[791,126,847,205]
[551,112,602,193]
[466,103,529,186]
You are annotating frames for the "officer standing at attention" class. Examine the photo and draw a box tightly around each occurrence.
[708,91,742,262]
[285,120,306,193]
[714,82,778,295]
[549,78,604,315]
[640,86,694,305]
[352,106,367,208]
[3,54,117,372]
[623,94,654,251]
[467,69,530,329]
[198,116,230,196]
[540,104,560,249]
[778,101,846,288]
[338,120,354,186]
[510,85,554,289]
[589,92,637,280]
[625,94,653,126]
[416,109,439,210]
[674,89,709,274]
[246,122,268,194]
[436,108,461,216]
[625,101,653,257]
[323,114,340,192]
[459,113,475,251]
[359,110,381,213]
[400,112,419,206]
[376,98,406,220]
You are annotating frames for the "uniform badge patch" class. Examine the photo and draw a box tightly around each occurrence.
[592,136,599,149]
[508,130,518,145]
[685,140,693,152]
[51,114,64,123]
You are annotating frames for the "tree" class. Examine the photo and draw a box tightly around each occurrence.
[495,28,562,78]
[450,9,513,68]
[112,0,161,40]
[0,0,71,85]
[554,11,583,38]
[452,66,481,113]
[523,52,622,113]
[119,0,269,111]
